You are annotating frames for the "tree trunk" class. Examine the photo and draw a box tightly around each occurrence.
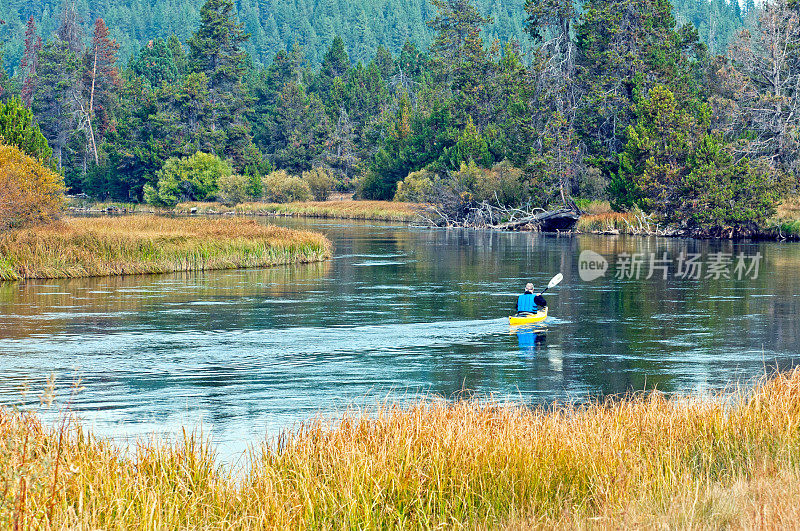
[88,47,99,164]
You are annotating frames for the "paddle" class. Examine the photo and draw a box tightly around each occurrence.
[538,273,564,296]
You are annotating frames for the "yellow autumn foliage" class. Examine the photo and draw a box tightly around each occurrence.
[0,143,65,229]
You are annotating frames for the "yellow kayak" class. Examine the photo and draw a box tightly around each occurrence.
[509,308,548,326]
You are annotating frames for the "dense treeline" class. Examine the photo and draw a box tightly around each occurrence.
[0,0,750,70]
[2,0,797,235]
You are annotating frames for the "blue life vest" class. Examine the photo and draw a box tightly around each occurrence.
[517,293,537,313]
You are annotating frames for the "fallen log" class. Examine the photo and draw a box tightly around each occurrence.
[495,208,580,232]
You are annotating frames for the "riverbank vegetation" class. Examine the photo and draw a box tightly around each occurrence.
[0,143,64,230]
[574,196,800,240]
[65,198,421,222]
[175,200,420,222]
[0,216,331,280]
[3,369,800,527]
[4,0,796,238]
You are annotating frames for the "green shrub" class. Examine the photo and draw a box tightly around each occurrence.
[245,168,263,199]
[217,173,251,206]
[261,170,311,203]
[395,169,436,202]
[472,161,525,206]
[302,167,336,201]
[394,161,525,207]
[145,152,233,207]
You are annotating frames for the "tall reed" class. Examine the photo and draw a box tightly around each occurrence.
[3,370,800,528]
[0,215,332,280]
[576,212,642,234]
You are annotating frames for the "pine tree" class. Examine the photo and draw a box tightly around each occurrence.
[0,96,53,163]
[269,81,331,173]
[31,38,82,173]
[724,0,800,179]
[612,85,778,233]
[188,0,250,131]
[428,0,491,69]
[167,35,187,74]
[372,45,395,81]
[314,35,350,108]
[525,0,581,200]
[131,38,180,87]
[575,0,707,163]
[428,0,494,130]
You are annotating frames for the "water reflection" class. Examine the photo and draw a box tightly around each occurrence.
[0,219,798,459]
[516,326,547,359]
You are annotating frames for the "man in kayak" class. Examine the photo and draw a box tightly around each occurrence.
[516,283,547,315]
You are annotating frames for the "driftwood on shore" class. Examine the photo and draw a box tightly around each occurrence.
[495,208,581,232]
[418,199,581,232]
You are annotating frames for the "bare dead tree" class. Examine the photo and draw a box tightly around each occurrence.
[728,1,800,178]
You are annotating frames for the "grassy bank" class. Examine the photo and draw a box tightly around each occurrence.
[576,211,642,234]
[4,371,800,528]
[66,198,421,222]
[0,216,331,280]
[173,200,421,222]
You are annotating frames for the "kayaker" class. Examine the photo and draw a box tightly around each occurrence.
[516,283,538,315]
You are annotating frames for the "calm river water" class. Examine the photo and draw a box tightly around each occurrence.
[1,219,799,459]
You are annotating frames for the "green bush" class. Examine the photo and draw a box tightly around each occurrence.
[394,161,525,207]
[261,170,311,203]
[472,161,525,206]
[145,152,233,207]
[302,167,336,201]
[217,173,251,206]
[395,169,436,202]
[245,168,263,199]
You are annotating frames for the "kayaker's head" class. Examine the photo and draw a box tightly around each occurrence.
[534,294,547,308]
[525,283,534,294]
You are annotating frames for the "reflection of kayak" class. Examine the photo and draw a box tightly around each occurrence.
[509,308,548,326]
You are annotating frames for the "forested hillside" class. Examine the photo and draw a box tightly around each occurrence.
[3,0,796,237]
[0,0,752,71]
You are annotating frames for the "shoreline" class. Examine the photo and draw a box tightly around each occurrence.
[64,199,800,242]
[0,215,332,281]
[3,369,800,527]
[574,212,800,242]
[67,199,422,223]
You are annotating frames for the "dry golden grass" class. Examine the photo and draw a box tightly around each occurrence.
[175,200,422,222]
[0,215,331,280]
[4,370,800,528]
[576,212,640,233]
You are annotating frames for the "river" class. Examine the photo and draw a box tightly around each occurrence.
[1,219,798,459]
